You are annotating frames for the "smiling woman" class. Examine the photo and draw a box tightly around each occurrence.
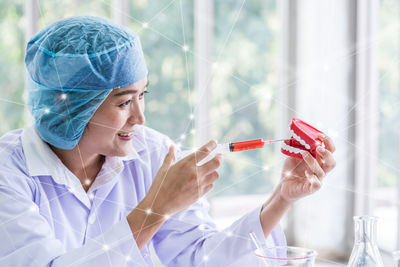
[0,13,337,267]
[50,78,148,191]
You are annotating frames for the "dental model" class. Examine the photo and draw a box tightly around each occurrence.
[281,118,325,159]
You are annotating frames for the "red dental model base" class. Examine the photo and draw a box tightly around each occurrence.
[281,118,325,159]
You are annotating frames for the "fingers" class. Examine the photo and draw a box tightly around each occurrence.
[202,170,219,184]
[316,146,336,172]
[202,183,214,195]
[318,133,335,153]
[193,140,217,163]
[301,151,325,180]
[198,172,219,197]
[198,154,223,176]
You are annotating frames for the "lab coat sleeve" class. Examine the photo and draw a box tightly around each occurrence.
[0,184,148,267]
[152,197,286,267]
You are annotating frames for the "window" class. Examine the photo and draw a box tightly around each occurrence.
[127,0,195,142]
[211,0,280,197]
[375,0,400,252]
[0,0,25,134]
[36,1,110,28]
[124,1,281,199]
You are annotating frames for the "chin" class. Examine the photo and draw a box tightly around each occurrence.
[112,147,134,157]
[116,151,130,157]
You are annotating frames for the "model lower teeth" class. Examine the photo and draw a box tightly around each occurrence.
[281,143,303,154]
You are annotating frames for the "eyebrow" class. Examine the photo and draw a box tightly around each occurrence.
[113,81,149,97]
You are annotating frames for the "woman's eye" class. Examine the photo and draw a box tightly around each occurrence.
[139,90,149,99]
[119,100,131,107]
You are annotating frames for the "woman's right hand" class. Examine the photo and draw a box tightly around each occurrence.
[144,140,222,217]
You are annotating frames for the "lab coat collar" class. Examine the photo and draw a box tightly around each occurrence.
[22,126,93,208]
[21,124,146,178]
[21,125,147,209]
[22,125,66,181]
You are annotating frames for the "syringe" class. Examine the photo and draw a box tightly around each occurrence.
[180,138,287,166]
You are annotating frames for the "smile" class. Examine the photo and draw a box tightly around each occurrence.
[117,132,133,137]
[281,118,324,159]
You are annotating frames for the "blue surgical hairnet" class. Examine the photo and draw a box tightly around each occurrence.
[25,15,148,149]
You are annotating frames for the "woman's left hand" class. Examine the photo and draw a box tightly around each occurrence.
[278,134,336,203]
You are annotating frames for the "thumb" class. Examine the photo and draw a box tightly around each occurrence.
[162,145,176,168]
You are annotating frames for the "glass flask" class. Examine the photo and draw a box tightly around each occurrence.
[347,216,384,267]
[393,250,400,267]
[254,246,317,267]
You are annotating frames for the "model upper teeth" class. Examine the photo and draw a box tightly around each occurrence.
[289,129,311,150]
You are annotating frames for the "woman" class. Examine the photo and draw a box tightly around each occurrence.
[0,16,336,266]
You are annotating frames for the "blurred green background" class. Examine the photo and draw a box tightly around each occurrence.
[0,0,280,196]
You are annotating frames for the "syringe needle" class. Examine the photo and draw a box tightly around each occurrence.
[263,138,288,144]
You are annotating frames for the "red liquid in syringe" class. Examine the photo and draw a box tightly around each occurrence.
[229,138,285,152]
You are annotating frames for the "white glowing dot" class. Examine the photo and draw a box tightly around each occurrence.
[189,114,194,120]
[203,255,209,261]
[263,165,269,171]
[182,45,189,52]
[198,224,206,231]
[89,193,95,200]
[103,244,109,251]
[29,205,37,213]
[226,231,233,237]
[146,208,152,215]
[285,171,291,177]
[142,22,148,28]
[44,108,50,114]
[164,214,171,220]
[60,93,67,100]
[84,179,91,185]
[180,134,186,140]
[190,129,196,134]
[125,256,131,261]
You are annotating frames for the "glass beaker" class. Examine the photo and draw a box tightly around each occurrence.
[254,246,317,267]
[347,216,384,267]
[393,250,400,267]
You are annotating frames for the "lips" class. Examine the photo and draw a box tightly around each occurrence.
[117,130,135,141]
[281,118,324,159]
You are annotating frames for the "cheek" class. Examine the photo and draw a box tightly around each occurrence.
[89,112,124,134]
[140,100,145,114]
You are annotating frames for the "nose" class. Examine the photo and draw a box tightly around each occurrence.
[128,100,145,125]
